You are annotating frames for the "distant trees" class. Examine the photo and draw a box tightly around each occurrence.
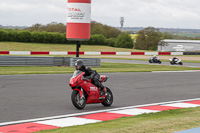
[116,32,133,48]
[0,29,70,44]
[17,30,31,42]
[0,21,134,49]
[135,27,162,50]
[28,22,66,33]
[91,21,121,38]
[2,21,200,51]
[162,31,173,39]
[0,29,8,41]
[28,21,122,39]
[134,27,200,50]
[87,34,106,45]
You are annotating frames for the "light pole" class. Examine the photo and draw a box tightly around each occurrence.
[120,17,124,30]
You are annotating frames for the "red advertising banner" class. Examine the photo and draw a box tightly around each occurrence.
[66,0,91,41]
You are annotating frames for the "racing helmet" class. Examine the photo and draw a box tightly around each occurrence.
[75,60,84,70]
[153,55,156,57]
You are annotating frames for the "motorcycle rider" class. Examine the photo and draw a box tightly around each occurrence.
[74,60,106,96]
[172,57,178,63]
[153,55,158,61]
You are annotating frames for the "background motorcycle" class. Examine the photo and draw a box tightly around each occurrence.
[149,57,162,64]
[169,58,183,65]
[69,70,113,109]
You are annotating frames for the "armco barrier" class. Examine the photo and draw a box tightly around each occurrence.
[53,57,71,66]
[70,57,101,67]
[0,51,185,55]
[0,56,54,66]
[0,56,100,67]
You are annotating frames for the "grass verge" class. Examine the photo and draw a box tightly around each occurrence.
[36,107,200,133]
[0,42,149,52]
[0,62,199,75]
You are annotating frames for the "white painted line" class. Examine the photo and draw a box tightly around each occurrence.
[35,117,101,127]
[49,51,68,55]
[9,51,31,55]
[1,97,200,126]
[109,108,159,115]
[163,103,200,108]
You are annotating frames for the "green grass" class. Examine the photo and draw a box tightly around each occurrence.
[36,107,200,133]
[0,62,199,75]
[0,42,149,52]
[177,33,200,38]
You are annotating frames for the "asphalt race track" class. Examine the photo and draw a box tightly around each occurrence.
[0,71,200,123]
[101,59,200,68]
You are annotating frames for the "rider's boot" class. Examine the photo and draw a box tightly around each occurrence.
[100,85,107,96]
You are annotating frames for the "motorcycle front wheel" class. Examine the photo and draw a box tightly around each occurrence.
[71,90,86,110]
[101,87,113,107]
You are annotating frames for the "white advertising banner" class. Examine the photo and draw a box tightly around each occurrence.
[67,3,91,23]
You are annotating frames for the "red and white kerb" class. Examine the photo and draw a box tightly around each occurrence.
[66,0,91,41]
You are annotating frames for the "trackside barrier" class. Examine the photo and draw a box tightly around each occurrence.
[0,56,100,67]
[158,52,171,55]
[0,51,186,55]
[53,57,71,66]
[131,52,145,55]
[70,58,101,67]
[145,52,158,55]
[183,52,200,55]
[0,56,53,66]
[84,52,101,55]
[116,52,131,55]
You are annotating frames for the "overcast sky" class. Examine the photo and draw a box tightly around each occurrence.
[0,0,200,29]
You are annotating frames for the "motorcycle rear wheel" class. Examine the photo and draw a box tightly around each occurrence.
[71,90,86,110]
[101,87,113,107]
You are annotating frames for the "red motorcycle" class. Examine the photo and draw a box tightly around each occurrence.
[69,70,113,109]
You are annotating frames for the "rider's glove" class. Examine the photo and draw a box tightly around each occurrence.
[85,76,92,80]
[90,73,95,79]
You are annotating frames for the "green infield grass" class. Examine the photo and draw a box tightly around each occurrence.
[0,42,149,52]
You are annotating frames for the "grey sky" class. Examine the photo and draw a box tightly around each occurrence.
[0,0,200,29]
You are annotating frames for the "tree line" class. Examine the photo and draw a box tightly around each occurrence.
[0,22,133,48]
[135,27,200,50]
[0,21,133,48]
[1,21,199,50]
[28,21,121,39]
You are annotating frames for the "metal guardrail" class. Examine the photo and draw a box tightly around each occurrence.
[0,56,101,67]
[0,56,53,66]
[53,57,71,66]
[70,58,101,67]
